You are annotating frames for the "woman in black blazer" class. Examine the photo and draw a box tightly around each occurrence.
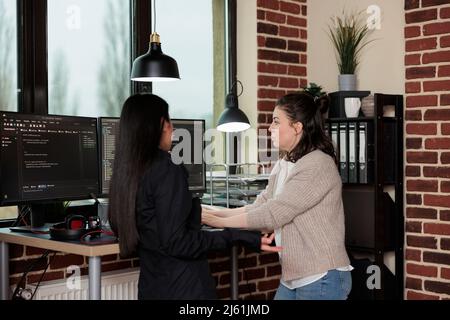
[108,94,279,300]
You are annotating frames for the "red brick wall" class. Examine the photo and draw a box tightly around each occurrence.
[9,244,139,289]
[8,243,280,300]
[257,0,308,141]
[405,0,450,300]
[209,248,282,300]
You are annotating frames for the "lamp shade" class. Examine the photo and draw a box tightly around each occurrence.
[217,93,250,133]
[131,33,180,82]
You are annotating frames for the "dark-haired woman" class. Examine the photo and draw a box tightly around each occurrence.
[108,94,280,300]
[202,92,352,300]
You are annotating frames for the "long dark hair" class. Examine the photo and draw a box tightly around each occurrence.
[276,92,337,163]
[108,94,170,257]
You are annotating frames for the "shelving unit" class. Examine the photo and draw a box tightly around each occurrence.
[326,93,404,300]
[203,163,270,208]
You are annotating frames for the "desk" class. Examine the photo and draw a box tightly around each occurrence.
[0,228,241,300]
[0,228,119,300]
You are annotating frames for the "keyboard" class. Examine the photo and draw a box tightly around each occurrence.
[10,226,50,234]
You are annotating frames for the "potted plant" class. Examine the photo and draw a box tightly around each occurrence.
[302,82,327,98]
[328,10,373,91]
[302,82,330,118]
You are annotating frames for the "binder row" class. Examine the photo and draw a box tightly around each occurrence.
[325,121,395,184]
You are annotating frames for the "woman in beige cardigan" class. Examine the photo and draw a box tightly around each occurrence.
[202,92,352,300]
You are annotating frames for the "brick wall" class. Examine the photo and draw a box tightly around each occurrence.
[405,0,450,300]
[257,0,308,144]
[209,248,282,300]
[9,244,139,289]
[8,243,281,300]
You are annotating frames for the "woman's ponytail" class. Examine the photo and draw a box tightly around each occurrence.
[315,94,330,116]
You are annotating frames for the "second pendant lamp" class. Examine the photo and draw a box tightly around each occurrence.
[131,0,180,82]
[217,80,251,133]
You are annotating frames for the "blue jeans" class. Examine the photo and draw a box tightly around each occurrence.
[274,270,352,300]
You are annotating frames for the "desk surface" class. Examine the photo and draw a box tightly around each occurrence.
[0,228,119,257]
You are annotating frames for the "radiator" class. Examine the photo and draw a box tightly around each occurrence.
[29,268,139,300]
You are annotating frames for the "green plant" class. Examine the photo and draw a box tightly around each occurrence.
[328,10,373,74]
[302,82,327,98]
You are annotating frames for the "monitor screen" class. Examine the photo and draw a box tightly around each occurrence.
[171,119,206,193]
[99,118,119,195]
[0,112,99,205]
[99,118,206,194]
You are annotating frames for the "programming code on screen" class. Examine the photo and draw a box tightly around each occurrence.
[0,112,99,204]
[99,118,205,194]
[100,118,119,195]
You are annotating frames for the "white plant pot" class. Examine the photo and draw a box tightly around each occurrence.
[339,74,357,91]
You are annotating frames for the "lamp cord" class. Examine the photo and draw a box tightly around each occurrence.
[153,0,157,33]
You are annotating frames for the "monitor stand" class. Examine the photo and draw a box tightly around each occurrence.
[9,202,59,234]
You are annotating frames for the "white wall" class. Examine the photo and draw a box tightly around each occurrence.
[237,0,258,164]
[308,0,405,95]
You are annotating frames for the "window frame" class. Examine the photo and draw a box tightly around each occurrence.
[17,0,234,114]
[18,0,151,115]
[0,0,148,224]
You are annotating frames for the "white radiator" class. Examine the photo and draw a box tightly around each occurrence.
[29,268,139,300]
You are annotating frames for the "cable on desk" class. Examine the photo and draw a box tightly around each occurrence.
[12,250,52,300]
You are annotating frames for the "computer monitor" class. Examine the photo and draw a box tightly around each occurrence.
[171,119,206,194]
[99,117,206,195]
[0,112,100,205]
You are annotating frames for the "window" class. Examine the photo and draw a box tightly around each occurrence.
[0,0,18,112]
[0,0,231,221]
[48,0,132,117]
[0,0,19,220]
[152,0,226,129]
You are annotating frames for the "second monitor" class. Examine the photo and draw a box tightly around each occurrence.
[99,117,206,195]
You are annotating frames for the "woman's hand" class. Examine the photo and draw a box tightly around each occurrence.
[260,233,282,253]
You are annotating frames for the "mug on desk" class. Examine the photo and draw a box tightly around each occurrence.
[345,98,362,118]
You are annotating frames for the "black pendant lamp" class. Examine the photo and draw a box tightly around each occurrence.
[217,80,251,133]
[131,1,180,82]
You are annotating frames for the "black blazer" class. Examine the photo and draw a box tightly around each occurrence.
[135,150,260,300]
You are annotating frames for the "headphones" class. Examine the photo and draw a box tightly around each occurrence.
[49,214,101,241]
